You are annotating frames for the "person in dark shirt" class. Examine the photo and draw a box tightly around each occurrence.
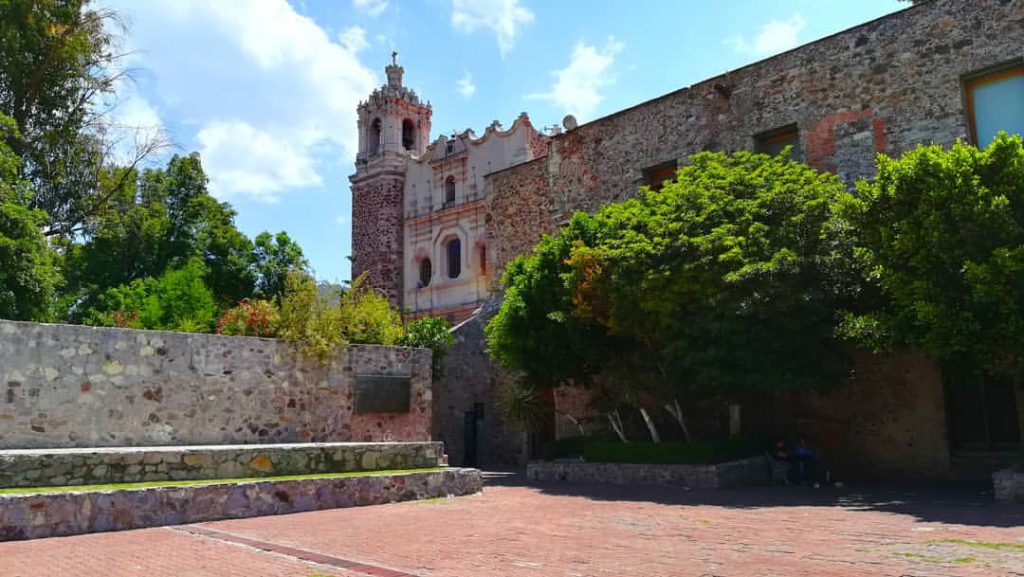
[790,434,818,486]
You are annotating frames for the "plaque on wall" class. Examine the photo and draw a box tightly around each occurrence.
[354,374,412,413]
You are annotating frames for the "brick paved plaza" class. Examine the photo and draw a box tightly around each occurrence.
[2,474,1023,577]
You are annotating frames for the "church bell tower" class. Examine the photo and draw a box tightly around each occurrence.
[349,54,432,306]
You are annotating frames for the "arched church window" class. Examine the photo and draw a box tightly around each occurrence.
[444,176,456,205]
[369,118,382,156]
[402,119,416,151]
[419,257,432,288]
[446,237,461,279]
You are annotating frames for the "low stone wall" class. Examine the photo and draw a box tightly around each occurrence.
[0,320,432,449]
[0,467,482,541]
[526,456,770,489]
[993,468,1024,503]
[0,442,443,489]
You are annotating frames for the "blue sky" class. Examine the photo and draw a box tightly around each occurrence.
[99,0,905,283]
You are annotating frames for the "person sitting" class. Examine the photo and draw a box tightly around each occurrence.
[790,434,818,486]
[769,438,791,484]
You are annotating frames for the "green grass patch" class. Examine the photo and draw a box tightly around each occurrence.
[937,539,1024,553]
[0,468,445,496]
[896,552,977,565]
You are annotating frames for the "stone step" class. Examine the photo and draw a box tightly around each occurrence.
[0,442,443,489]
[0,467,482,541]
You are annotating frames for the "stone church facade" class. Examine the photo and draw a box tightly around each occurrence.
[350,59,548,323]
[352,0,1024,477]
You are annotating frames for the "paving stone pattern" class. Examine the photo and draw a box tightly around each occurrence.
[0,320,432,449]
[3,481,1021,576]
[0,442,443,488]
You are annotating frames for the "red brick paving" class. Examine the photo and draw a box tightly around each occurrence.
[1,476,1023,577]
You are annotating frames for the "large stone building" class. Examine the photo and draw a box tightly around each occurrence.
[352,0,1024,476]
[350,57,547,322]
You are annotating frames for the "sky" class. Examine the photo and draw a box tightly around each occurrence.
[98,0,906,283]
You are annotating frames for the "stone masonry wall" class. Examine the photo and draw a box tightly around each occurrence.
[0,442,443,489]
[351,172,405,306]
[485,0,1024,278]
[526,456,770,489]
[0,320,432,449]
[433,301,526,467]
[0,468,482,542]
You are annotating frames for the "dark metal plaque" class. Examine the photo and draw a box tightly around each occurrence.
[354,374,411,413]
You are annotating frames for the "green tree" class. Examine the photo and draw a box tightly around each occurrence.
[0,0,160,238]
[488,150,858,438]
[86,259,217,332]
[63,153,256,315]
[0,116,59,320]
[253,231,307,302]
[842,134,1024,376]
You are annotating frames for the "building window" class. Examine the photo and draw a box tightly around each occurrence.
[446,237,461,279]
[965,64,1024,146]
[402,119,416,151]
[755,124,802,161]
[479,245,487,275]
[418,258,432,288]
[642,161,678,192]
[369,118,382,155]
[444,176,456,205]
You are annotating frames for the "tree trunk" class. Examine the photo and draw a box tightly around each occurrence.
[607,410,628,443]
[639,407,661,443]
[664,398,691,443]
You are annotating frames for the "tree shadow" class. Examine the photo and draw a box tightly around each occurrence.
[480,469,1024,529]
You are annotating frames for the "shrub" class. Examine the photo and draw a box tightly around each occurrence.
[338,274,404,346]
[399,316,454,378]
[85,259,217,332]
[278,270,345,363]
[216,298,278,337]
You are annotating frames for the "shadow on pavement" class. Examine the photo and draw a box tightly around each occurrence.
[480,468,1024,529]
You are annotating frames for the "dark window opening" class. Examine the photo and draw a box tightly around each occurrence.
[965,64,1024,146]
[402,119,416,151]
[755,124,801,161]
[446,238,461,279]
[418,258,432,288]
[642,161,678,192]
[369,118,382,156]
[479,245,487,275]
[444,176,456,205]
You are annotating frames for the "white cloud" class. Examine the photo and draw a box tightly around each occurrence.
[197,120,321,201]
[451,0,534,56]
[339,26,369,54]
[103,0,377,202]
[457,72,476,99]
[352,0,388,17]
[527,37,623,121]
[725,14,806,56]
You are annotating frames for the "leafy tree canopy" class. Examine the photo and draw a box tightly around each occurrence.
[0,115,59,320]
[488,150,859,403]
[842,133,1024,376]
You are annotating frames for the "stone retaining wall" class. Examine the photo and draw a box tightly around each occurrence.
[993,468,1024,504]
[0,467,482,541]
[526,456,770,489]
[0,442,443,489]
[0,320,432,449]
